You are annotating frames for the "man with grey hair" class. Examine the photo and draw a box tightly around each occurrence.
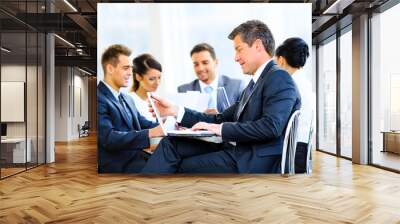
[142,20,301,174]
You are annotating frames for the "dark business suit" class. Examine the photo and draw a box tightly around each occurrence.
[97,81,157,173]
[177,75,243,112]
[142,61,301,174]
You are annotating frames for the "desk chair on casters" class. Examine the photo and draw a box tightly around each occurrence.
[78,121,90,138]
[281,110,300,176]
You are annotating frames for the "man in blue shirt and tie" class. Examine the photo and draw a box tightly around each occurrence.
[142,20,301,174]
[177,43,244,113]
[97,44,164,173]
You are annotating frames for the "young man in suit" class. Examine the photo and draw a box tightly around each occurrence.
[97,44,164,173]
[177,43,244,113]
[142,20,301,174]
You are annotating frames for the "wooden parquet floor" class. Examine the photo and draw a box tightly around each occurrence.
[1,135,400,223]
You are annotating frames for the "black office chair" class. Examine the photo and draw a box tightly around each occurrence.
[78,121,90,138]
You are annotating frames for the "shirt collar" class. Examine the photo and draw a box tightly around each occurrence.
[102,80,120,101]
[199,74,219,92]
[252,58,273,84]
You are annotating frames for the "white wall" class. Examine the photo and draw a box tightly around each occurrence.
[1,65,36,138]
[1,64,46,164]
[54,67,89,141]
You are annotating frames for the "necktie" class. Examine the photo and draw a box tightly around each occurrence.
[204,86,216,109]
[235,79,255,120]
[118,94,132,124]
[243,80,255,102]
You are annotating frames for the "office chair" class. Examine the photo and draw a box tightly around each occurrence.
[78,121,90,138]
[305,125,314,174]
[281,110,300,176]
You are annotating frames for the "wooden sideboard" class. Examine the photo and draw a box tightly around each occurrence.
[382,131,400,154]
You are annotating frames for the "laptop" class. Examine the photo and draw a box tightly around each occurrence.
[147,93,216,137]
[216,87,231,111]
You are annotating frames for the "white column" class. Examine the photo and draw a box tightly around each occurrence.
[46,32,55,163]
[352,14,369,164]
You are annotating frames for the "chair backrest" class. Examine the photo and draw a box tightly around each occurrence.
[281,110,301,175]
[82,121,90,130]
[305,116,314,174]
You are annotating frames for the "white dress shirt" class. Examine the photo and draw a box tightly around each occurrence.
[292,71,315,143]
[199,76,219,109]
[128,92,157,122]
[252,58,273,84]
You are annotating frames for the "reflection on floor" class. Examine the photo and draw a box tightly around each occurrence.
[373,150,400,171]
[0,167,25,177]
[0,163,41,178]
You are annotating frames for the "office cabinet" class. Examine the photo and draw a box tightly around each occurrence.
[382,131,400,154]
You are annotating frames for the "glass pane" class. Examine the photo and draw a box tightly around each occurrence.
[318,38,337,154]
[371,3,400,171]
[26,0,41,168]
[340,30,352,158]
[1,30,27,177]
[38,32,45,165]
[27,31,38,169]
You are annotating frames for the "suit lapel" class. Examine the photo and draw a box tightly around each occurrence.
[236,61,275,120]
[193,80,201,92]
[99,82,133,129]
[121,94,141,130]
[112,95,134,129]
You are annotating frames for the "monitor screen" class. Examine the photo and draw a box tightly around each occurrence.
[1,123,7,137]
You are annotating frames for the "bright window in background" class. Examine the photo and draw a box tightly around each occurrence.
[340,29,352,158]
[371,2,400,171]
[318,37,337,155]
[97,3,312,95]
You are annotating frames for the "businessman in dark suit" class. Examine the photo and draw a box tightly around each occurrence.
[142,20,301,174]
[97,44,164,173]
[177,43,244,113]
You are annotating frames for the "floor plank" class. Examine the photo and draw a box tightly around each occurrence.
[1,135,400,223]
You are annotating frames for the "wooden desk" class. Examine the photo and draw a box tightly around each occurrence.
[382,131,400,154]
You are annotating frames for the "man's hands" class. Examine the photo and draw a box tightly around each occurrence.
[204,108,218,114]
[148,125,165,138]
[148,94,222,136]
[149,94,179,117]
[191,122,222,136]
[143,144,158,154]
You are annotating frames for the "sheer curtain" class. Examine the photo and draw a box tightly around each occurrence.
[98,3,312,96]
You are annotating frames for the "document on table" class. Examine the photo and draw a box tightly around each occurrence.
[166,91,209,112]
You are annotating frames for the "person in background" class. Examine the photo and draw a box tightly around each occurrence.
[177,43,244,113]
[129,54,162,122]
[275,37,313,173]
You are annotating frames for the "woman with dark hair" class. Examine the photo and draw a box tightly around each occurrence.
[276,37,309,72]
[129,54,162,122]
[275,37,315,173]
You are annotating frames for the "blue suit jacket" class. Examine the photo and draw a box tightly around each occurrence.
[180,61,301,173]
[177,75,244,112]
[97,81,157,173]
